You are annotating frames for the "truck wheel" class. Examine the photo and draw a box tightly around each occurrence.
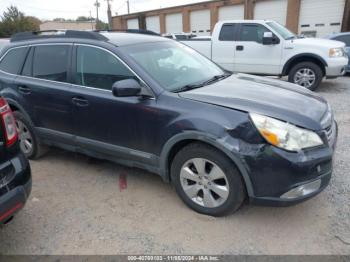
[13,111,48,159]
[288,62,323,91]
[171,143,245,216]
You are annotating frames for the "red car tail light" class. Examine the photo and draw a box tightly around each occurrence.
[0,98,18,147]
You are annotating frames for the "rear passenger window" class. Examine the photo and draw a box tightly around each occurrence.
[0,47,28,74]
[219,24,237,41]
[76,45,135,90]
[240,24,270,44]
[33,45,69,82]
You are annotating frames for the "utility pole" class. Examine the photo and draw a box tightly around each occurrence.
[94,0,100,23]
[126,0,130,14]
[89,11,94,30]
[105,0,113,29]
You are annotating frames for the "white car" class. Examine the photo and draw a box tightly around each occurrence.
[182,20,348,90]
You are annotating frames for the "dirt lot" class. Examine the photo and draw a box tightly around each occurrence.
[0,77,350,255]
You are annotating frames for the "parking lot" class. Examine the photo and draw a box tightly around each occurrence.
[0,77,349,255]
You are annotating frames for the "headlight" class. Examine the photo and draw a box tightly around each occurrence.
[329,47,344,57]
[250,113,323,151]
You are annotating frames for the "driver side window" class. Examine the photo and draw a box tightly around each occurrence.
[76,46,136,90]
[240,24,270,44]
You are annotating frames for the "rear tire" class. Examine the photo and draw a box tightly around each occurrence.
[171,143,245,216]
[288,62,323,91]
[13,111,48,159]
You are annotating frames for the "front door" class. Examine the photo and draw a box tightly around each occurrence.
[70,44,158,162]
[233,23,283,75]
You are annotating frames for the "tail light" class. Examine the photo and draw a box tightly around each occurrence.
[0,98,18,147]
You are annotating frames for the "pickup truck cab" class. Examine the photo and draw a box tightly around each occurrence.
[182,20,348,90]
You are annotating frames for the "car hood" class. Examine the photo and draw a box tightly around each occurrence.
[290,38,345,48]
[179,74,329,130]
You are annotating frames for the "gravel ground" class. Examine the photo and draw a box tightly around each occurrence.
[0,77,350,255]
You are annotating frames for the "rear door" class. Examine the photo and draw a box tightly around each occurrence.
[233,23,283,74]
[14,44,75,141]
[211,23,239,71]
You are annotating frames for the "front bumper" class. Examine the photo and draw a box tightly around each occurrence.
[241,120,338,207]
[325,56,348,77]
[0,154,31,224]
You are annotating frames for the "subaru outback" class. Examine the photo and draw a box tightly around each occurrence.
[0,31,337,216]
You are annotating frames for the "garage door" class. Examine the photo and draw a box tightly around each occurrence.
[127,18,139,29]
[190,9,211,36]
[146,16,160,33]
[165,13,183,34]
[299,0,345,38]
[218,5,244,21]
[254,0,288,25]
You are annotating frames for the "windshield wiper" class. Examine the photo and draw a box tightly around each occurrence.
[173,83,205,93]
[201,73,232,86]
[173,73,232,93]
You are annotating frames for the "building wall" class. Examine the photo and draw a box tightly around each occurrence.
[112,0,350,35]
[40,21,96,31]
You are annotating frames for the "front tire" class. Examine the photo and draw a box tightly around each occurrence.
[171,143,245,216]
[13,111,48,159]
[288,62,323,91]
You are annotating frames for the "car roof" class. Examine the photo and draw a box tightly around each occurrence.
[326,32,350,38]
[101,32,170,46]
[5,31,170,50]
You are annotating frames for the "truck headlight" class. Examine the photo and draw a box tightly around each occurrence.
[250,113,323,151]
[329,47,344,57]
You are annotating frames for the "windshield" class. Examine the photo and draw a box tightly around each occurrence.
[121,41,225,92]
[267,21,296,40]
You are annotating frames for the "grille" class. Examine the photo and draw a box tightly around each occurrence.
[325,121,336,147]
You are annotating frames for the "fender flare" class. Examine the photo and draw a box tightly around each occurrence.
[159,131,255,197]
[282,53,328,75]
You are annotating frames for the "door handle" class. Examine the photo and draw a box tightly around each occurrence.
[18,85,31,94]
[72,97,89,107]
[236,45,244,51]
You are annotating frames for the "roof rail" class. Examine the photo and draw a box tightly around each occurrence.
[94,29,160,36]
[10,30,108,42]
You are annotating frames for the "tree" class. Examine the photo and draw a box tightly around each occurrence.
[96,20,109,30]
[76,16,93,22]
[0,6,41,38]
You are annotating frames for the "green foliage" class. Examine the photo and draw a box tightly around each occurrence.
[0,6,41,38]
[96,20,109,30]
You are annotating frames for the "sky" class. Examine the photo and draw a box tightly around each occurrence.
[0,0,208,22]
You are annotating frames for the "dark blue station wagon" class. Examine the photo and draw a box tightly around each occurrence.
[0,31,337,216]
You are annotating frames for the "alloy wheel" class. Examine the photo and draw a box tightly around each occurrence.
[293,68,316,88]
[180,158,229,208]
[16,119,33,155]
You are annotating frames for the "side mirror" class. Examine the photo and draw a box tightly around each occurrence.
[262,32,280,45]
[112,79,141,97]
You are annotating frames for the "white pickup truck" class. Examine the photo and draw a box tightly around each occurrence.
[182,20,348,90]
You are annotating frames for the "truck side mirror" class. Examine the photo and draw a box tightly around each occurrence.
[263,32,280,45]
